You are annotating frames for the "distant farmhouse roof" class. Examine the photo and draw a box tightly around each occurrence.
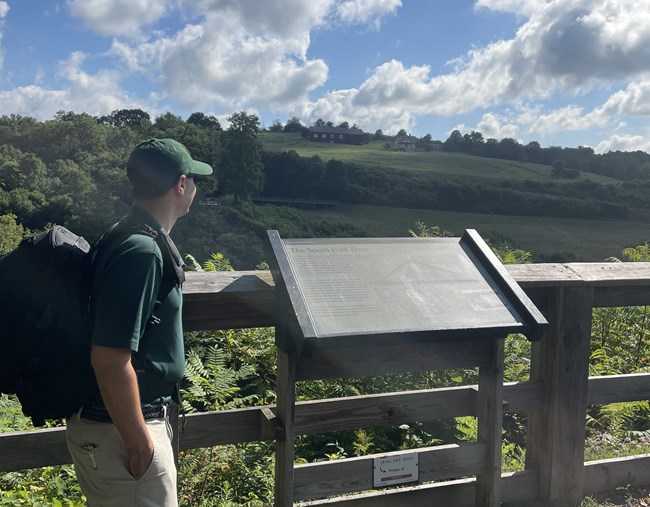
[309,126,364,145]
[309,126,364,135]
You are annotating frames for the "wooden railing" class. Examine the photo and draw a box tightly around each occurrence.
[2,263,650,506]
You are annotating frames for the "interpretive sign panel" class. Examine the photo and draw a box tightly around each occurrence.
[267,230,546,348]
[373,452,419,488]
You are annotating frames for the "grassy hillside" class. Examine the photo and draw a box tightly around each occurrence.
[259,132,646,261]
[259,132,619,185]
[302,204,650,261]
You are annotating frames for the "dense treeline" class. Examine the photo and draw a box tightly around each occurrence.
[441,129,650,180]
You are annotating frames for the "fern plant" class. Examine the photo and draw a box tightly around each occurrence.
[182,346,258,413]
[184,252,234,272]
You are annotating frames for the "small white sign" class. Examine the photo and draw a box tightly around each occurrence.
[373,452,419,488]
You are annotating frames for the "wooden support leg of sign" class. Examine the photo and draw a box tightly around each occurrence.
[275,349,296,507]
[476,337,505,507]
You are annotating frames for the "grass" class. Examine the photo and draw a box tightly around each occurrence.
[300,203,650,261]
[582,487,650,506]
[259,132,619,185]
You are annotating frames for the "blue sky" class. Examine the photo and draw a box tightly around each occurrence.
[0,0,649,153]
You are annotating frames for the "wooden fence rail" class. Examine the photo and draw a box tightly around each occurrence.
[3,262,650,506]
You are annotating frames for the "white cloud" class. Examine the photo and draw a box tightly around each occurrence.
[107,2,372,113]
[299,52,511,132]
[597,79,650,117]
[529,105,597,135]
[527,77,650,137]
[0,52,147,119]
[0,86,68,119]
[532,2,650,86]
[182,0,336,41]
[454,0,650,104]
[97,0,403,114]
[336,0,401,29]
[474,0,549,16]
[596,133,650,154]
[476,112,519,139]
[111,16,329,112]
[67,0,170,37]
[303,87,414,134]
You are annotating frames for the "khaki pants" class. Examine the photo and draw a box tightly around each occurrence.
[66,411,178,507]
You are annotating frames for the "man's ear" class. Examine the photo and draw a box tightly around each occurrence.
[176,174,187,194]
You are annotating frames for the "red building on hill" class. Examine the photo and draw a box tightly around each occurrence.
[309,126,364,145]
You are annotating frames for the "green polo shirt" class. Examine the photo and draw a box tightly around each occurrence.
[90,207,184,409]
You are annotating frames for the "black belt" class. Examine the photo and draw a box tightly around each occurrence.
[80,403,171,423]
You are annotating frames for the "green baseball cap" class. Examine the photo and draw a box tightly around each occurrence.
[127,138,213,189]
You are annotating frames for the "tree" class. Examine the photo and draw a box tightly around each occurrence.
[98,109,151,128]
[550,160,580,179]
[550,160,566,178]
[498,137,526,161]
[61,113,107,159]
[443,129,463,152]
[337,121,350,129]
[0,153,48,192]
[0,115,37,148]
[0,213,25,254]
[220,112,264,200]
[397,128,407,137]
[416,133,433,151]
[484,138,499,158]
[320,160,348,200]
[0,114,37,132]
[525,141,543,164]
[153,112,185,136]
[268,119,284,132]
[314,118,326,127]
[464,131,485,156]
[8,188,46,228]
[49,159,96,202]
[283,116,304,133]
[187,112,221,130]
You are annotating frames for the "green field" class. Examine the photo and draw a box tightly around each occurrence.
[260,132,619,185]
[302,204,650,261]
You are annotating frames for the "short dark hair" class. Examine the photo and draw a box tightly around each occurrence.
[127,165,179,200]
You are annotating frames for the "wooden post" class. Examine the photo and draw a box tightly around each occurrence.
[476,337,505,507]
[275,348,297,507]
[526,287,594,506]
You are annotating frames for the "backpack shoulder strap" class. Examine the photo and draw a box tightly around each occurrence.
[153,231,186,308]
[102,219,185,308]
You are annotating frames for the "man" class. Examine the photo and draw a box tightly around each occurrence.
[66,138,213,506]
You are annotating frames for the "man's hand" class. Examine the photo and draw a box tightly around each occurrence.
[128,441,155,479]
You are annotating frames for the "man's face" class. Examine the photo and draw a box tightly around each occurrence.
[179,175,197,216]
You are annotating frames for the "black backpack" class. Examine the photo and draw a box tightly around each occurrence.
[0,223,184,426]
